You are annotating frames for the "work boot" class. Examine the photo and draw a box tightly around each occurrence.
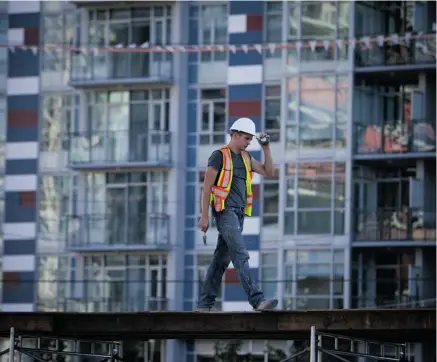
[254,298,278,311]
[195,306,220,312]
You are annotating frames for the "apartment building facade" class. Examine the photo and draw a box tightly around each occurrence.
[0,1,435,361]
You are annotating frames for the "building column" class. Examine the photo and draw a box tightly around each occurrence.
[223,1,264,311]
[2,0,41,312]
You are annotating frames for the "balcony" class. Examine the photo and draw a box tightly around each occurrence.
[355,32,436,70]
[353,208,436,245]
[67,213,171,251]
[70,52,173,88]
[354,120,436,159]
[68,130,172,170]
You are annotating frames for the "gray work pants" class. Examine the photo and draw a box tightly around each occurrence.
[197,207,264,308]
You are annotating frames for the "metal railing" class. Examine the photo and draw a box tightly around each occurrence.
[68,130,172,166]
[354,120,436,155]
[67,213,171,248]
[352,296,436,309]
[71,51,173,83]
[355,32,436,67]
[353,208,436,242]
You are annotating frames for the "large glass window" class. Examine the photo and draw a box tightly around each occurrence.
[82,171,169,247]
[199,4,227,62]
[284,162,345,235]
[79,254,167,312]
[262,168,280,240]
[285,2,349,62]
[285,75,348,150]
[264,1,283,59]
[74,89,170,164]
[39,175,76,252]
[283,249,344,310]
[264,85,281,142]
[199,88,226,145]
[41,11,75,74]
[41,93,76,153]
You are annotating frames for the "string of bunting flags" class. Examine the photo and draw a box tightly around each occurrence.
[6,31,436,55]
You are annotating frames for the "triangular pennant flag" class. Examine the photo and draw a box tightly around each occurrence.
[309,40,317,51]
[350,38,356,50]
[218,45,225,52]
[391,34,399,44]
[362,36,370,47]
[376,35,384,47]
[140,42,149,48]
[404,32,412,44]
[128,43,137,48]
[336,39,343,49]
[323,40,330,51]
[30,46,37,55]
[268,43,276,54]
[296,41,302,49]
[229,45,237,53]
[115,43,123,48]
[8,46,15,53]
[254,44,262,53]
[241,44,248,53]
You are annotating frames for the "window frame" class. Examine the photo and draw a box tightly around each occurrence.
[198,88,227,146]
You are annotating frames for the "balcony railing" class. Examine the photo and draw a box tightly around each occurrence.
[67,213,171,249]
[355,32,436,67]
[352,296,436,309]
[354,208,436,242]
[38,297,168,312]
[354,120,436,155]
[70,52,173,85]
[69,130,172,168]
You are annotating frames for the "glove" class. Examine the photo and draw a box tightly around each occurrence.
[257,134,270,146]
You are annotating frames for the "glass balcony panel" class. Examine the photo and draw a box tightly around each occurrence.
[68,130,172,166]
[354,208,436,242]
[355,32,436,67]
[354,120,436,155]
[71,52,173,84]
[67,213,170,248]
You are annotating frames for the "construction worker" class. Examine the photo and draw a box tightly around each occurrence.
[196,117,278,312]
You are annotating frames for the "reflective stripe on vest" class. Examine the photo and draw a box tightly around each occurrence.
[210,145,253,216]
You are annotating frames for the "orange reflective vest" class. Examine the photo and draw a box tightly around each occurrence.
[210,145,253,216]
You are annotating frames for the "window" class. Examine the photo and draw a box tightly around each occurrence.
[265,1,283,58]
[199,4,227,62]
[283,249,344,310]
[42,11,75,73]
[79,89,170,164]
[285,75,349,151]
[262,168,279,240]
[199,89,226,145]
[0,96,5,171]
[264,85,281,142]
[284,2,349,62]
[198,255,222,310]
[37,255,71,311]
[78,254,167,312]
[284,162,345,235]
[79,172,169,247]
[41,93,76,153]
[261,253,278,298]
[77,6,173,80]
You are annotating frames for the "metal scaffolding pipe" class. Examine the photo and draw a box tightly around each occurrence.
[9,327,15,362]
[310,326,316,362]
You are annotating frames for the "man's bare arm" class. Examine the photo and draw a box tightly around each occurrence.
[251,148,275,177]
[201,166,219,218]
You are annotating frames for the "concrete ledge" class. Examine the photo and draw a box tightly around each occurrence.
[0,309,434,342]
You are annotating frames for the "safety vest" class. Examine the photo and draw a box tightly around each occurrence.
[210,145,253,216]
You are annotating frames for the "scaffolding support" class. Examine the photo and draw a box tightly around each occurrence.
[0,325,413,362]
[0,327,123,362]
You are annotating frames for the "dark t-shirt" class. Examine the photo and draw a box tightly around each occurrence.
[208,149,251,209]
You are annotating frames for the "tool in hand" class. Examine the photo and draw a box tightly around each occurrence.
[203,232,207,245]
[257,134,270,146]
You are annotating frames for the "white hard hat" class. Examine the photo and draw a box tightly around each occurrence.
[229,117,256,136]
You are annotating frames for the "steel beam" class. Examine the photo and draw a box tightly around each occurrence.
[0,309,434,341]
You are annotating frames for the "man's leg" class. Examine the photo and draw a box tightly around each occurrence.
[218,208,277,310]
[196,233,230,310]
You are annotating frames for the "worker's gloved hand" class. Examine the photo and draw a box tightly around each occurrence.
[257,133,270,146]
